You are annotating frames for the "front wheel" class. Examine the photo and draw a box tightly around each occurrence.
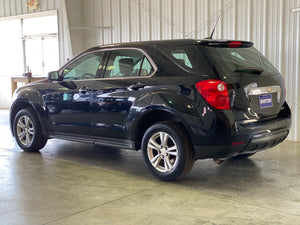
[13,108,47,152]
[142,122,195,181]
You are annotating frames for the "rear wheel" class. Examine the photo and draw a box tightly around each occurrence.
[142,122,195,181]
[13,108,47,152]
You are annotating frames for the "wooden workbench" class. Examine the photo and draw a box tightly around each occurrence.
[11,76,46,96]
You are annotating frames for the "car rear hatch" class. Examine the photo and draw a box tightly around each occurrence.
[197,40,285,119]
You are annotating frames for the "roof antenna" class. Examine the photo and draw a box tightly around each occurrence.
[205,15,220,39]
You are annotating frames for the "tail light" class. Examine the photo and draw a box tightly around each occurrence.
[195,79,230,110]
[228,41,242,48]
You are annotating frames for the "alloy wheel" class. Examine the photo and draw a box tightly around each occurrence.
[147,131,179,173]
[16,115,35,147]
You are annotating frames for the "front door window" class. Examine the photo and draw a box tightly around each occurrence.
[62,52,105,81]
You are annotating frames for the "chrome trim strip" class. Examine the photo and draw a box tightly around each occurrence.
[248,85,281,95]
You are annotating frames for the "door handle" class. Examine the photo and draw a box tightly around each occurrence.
[128,82,146,91]
[79,86,91,94]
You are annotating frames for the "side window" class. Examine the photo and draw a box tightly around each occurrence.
[140,57,154,76]
[171,51,193,69]
[159,45,215,75]
[104,49,154,78]
[62,51,104,81]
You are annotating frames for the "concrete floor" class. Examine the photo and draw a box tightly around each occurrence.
[1,110,300,225]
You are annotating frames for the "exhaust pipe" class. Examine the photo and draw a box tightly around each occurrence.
[213,158,225,164]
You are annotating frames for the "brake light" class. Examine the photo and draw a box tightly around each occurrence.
[228,41,242,48]
[231,141,245,145]
[195,79,230,110]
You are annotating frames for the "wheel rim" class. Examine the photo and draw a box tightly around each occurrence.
[16,115,35,147]
[147,131,179,173]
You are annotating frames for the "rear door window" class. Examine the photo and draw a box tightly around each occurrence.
[104,49,154,78]
[140,57,153,76]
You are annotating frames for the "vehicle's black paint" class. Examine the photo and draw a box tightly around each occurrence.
[10,39,291,162]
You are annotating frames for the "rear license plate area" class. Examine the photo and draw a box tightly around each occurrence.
[259,94,273,108]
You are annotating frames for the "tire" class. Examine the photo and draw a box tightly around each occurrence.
[231,153,255,160]
[13,108,47,152]
[142,122,195,181]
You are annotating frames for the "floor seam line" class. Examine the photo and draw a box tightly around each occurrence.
[42,185,159,225]
[194,189,300,218]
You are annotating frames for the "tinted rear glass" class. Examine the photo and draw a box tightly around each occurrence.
[205,46,279,76]
[158,45,215,75]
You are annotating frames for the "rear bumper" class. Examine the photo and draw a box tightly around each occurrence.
[193,115,291,159]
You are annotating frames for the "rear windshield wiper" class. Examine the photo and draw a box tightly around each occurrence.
[234,67,264,75]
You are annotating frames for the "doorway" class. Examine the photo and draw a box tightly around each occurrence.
[0,11,59,109]
[22,14,59,76]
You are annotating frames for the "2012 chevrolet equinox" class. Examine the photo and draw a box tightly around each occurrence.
[10,39,291,180]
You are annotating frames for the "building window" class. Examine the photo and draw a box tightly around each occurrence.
[0,12,59,77]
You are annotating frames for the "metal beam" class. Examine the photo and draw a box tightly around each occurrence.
[69,26,113,30]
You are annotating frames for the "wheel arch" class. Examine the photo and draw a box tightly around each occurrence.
[10,99,48,138]
[132,108,193,152]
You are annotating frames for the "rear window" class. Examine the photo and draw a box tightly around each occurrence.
[206,46,279,76]
[158,45,215,75]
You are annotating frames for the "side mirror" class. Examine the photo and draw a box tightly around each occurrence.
[47,71,59,81]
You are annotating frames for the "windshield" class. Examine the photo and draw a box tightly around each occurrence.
[205,46,279,76]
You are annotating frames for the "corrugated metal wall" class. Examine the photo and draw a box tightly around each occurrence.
[0,0,299,141]
[0,0,72,65]
[81,0,300,141]
[0,0,58,15]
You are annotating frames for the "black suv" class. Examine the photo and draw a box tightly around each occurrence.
[10,39,291,180]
